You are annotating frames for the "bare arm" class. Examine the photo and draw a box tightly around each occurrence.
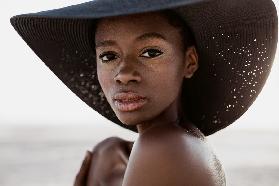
[73,137,134,186]
[74,151,93,186]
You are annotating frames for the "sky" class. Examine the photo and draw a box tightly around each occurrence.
[0,0,278,130]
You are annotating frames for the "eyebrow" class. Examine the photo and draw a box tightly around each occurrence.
[95,32,167,48]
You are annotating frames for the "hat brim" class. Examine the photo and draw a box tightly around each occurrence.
[10,0,278,135]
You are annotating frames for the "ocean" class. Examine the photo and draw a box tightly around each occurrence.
[0,125,278,186]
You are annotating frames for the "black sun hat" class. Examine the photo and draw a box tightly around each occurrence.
[10,0,278,136]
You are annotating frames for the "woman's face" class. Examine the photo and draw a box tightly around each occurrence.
[95,11,198,128]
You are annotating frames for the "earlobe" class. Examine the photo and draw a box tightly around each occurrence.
[184,46,199,79]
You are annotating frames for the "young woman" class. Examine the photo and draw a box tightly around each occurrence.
[10,0,277,185]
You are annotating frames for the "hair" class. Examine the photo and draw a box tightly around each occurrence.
[159,10,196,50]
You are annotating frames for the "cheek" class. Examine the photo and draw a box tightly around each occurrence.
[157,75,181,98]
[149,62,183,101]
[161,57,184,95]
[97,66,111,97]
[156,55,184,86]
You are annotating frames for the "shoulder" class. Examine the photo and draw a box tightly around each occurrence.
[122,125,226,186]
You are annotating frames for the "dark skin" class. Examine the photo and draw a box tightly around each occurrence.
[74,11,225,186]
[74,137,133,186]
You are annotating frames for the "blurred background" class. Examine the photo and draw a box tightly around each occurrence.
[1,0,279,186]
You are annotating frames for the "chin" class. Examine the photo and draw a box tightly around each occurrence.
[117,115,142,126]
[115,111,149,126]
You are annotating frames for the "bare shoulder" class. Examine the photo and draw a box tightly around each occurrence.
[122,125,226,186]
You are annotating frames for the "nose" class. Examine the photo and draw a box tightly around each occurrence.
[114,61,141,85]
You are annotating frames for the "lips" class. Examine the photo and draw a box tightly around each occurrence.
[112,91,147,112]
[113,91,146,102]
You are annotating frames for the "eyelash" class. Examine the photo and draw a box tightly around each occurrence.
[98,51,119,63]
[98,48,163,63]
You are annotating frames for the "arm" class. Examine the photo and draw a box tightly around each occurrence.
[73,137,134,186]
[74,151,93,186]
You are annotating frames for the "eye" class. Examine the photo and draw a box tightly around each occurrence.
[98,51,118,63]
[140,48,163,58]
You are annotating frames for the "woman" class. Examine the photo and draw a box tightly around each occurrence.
[82,10,225,186]
[10,0,277,185]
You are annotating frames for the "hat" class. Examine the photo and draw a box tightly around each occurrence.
[10,0,278,136]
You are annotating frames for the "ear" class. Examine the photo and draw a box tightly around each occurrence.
[183,46,199,79]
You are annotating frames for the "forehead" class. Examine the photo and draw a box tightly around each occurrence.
[95,11,180,40]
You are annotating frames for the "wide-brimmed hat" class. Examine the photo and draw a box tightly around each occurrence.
[10,0,278,136]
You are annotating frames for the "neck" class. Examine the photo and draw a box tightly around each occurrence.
[136,89,187,135]
[136,111,181,135]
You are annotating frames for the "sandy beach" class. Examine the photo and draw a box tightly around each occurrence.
[0,125,279,186]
